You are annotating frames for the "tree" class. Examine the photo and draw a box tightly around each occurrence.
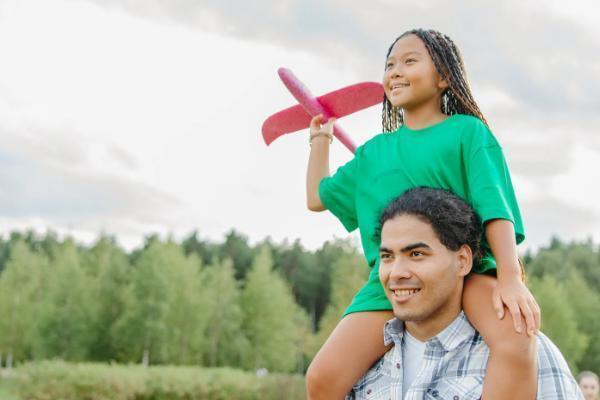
[563,270,600,372]
[201,258,248,367]
[309,251,368,358]
[82,236,131,361]
[241,246,300,372]
[0,240,48,367]
[163,247,207,365]
[111,240,208,365]
[182,231,219,267]
[111,240,176,365]
[307,239,357,329]
[528,275,588,371]
[34,239,97,360]
[220,230,255,280]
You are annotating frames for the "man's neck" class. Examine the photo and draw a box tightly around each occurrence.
[404,302,462,342]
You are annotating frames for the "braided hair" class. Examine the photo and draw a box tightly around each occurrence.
[382,29,487,132]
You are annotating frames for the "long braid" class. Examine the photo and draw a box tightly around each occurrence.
[382,29,487,132]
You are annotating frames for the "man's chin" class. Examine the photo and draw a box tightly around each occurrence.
[391,306,426,322]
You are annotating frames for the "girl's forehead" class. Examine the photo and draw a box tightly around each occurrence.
[389,34,426,58]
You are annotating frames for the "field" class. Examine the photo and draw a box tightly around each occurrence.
[0,362,305,400]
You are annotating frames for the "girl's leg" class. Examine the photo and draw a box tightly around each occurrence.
[306,310,394,400]
[463,274,537,400]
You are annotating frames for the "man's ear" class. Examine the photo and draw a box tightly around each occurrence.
[456,244,473,277]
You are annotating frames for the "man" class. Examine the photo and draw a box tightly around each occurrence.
[347,187,583,399]
[578,371,599,400]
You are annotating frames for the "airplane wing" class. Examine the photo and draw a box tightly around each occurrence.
[262,81,383,145]
[262,104,312,146]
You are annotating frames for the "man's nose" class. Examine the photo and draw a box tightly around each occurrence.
[389,260,412,280]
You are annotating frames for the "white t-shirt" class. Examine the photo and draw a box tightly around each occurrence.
[401,330,426,399]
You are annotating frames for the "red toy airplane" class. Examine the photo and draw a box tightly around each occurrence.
[262,68,384,153]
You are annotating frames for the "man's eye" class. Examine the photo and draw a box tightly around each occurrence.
[380,253,392,260]
[410,251,423,257]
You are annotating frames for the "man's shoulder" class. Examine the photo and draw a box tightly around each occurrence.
[346,350,396,400]
[535,332,584,399]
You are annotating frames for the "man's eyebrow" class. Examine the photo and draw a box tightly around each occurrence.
[400,242,430,253]
[379,242,431,253]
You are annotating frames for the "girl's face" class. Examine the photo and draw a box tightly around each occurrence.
[383,34,448,110]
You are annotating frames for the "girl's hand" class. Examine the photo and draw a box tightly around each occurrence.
[492,277,540,336]
[310,114,336,138]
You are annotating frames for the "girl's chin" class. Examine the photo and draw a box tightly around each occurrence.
[386,97,409,109]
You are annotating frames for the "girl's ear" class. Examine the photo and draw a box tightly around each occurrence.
[438,77,449,90]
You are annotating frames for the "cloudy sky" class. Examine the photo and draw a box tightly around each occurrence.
[1,0,599,253]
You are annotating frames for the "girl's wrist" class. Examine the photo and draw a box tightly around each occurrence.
[309,132,333,145]
[496,264,521,282]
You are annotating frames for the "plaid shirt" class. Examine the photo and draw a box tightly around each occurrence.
[346,312,583,400]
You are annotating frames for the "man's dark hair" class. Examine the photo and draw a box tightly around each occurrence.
[375,187,483,266]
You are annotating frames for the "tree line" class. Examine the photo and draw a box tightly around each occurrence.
[0,230,597,375]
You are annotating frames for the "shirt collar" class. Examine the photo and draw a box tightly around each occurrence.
[383,311,476,352]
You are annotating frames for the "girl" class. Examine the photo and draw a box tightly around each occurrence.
[305,29,540,399]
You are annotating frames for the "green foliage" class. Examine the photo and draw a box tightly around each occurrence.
[309,251,369,358]
[528,275,588,371]
[0,229,599,376]
[83,236,132,361]
[241,246,304,372]
[111,240,207,365]
[0,378,18,400]
[220,230,255,280]
[562,270,600,371]
[15,361,305,400]
[34,240,97,360]
[0,240,48,363]
[201,258,248,367]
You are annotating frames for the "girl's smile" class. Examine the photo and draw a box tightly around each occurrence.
[383,34,447,111]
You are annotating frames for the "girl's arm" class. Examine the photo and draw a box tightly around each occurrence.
[306,114,335,211]
[485,219,541,336]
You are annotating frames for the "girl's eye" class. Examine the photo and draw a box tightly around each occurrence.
[386,62,394,69]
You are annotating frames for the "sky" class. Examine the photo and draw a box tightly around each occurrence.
[1,0,599,253]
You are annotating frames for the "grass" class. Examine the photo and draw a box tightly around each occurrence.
[0,378,19,400]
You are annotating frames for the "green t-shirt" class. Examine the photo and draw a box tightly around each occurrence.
[318,114,525,315]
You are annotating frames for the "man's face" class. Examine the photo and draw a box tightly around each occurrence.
[379,214,472,326]
[580,376,599,400]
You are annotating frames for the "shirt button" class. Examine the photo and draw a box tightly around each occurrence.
[431,390,439,397]
[396,362,401,369]
[453,396,459,400]
[366,389,372,395]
